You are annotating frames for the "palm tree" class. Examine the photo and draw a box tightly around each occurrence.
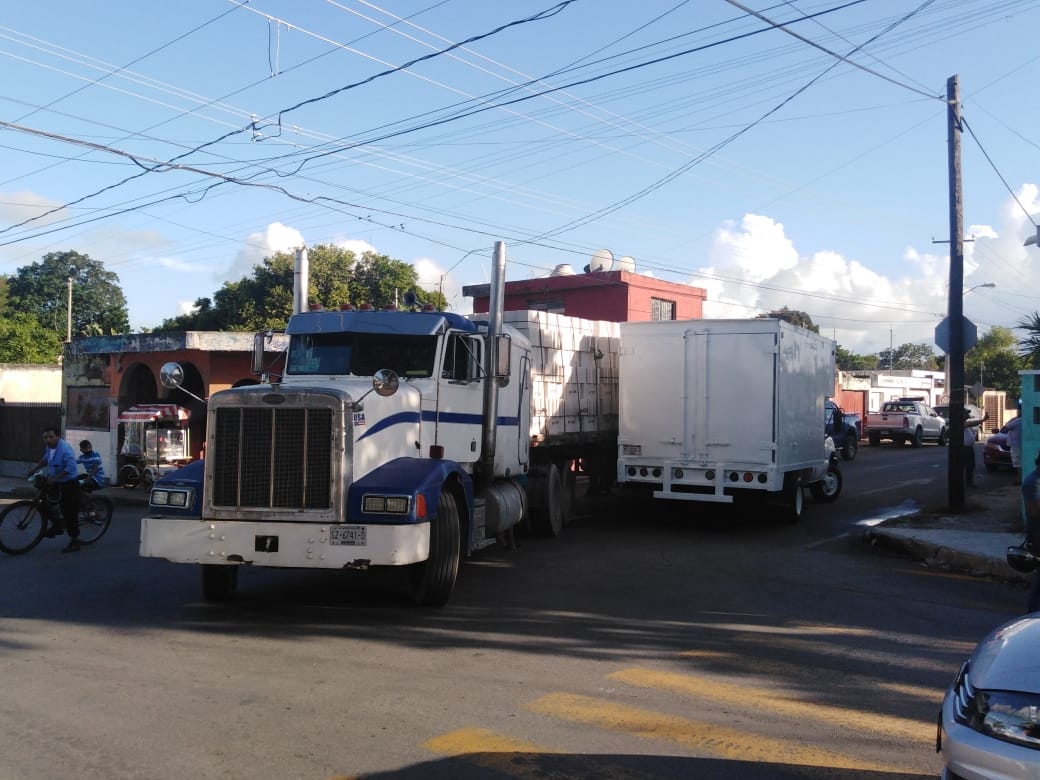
[1015,312,1040,368]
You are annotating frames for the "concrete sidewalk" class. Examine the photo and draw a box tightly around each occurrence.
[862,477,1029,584]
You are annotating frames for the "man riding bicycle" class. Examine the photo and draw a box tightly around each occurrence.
[27,426,82,553]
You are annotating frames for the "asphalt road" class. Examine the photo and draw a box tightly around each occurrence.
[0,441,1024,779]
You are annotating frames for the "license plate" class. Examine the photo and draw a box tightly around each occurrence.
[330,525,367,546]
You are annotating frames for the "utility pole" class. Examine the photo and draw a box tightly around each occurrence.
[65,276,73,343]
[946,75,966,513]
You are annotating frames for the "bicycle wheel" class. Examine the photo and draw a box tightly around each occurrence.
[0,500,47,555]
[78,496,113,545]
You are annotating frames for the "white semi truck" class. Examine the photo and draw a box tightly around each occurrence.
[615,318,839,521]
[140,242,619,605]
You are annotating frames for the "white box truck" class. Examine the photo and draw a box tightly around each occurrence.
[616,318,838,521]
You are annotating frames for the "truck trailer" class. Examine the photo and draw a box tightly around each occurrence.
[140,242,619,605]
[615,318,837,521]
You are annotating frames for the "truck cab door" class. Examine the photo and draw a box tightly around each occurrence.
[433,334,485,462]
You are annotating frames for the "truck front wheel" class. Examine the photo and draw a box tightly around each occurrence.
[409,490,461,607]
[841,433,858,461]
[810,463,842,502]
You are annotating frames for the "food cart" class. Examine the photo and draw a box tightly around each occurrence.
[117,403,191,488]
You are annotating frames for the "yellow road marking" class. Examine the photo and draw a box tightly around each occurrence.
[608,668,932,744]
[423,728,661,780]
[424,727,555,755]
[526,692,909,774]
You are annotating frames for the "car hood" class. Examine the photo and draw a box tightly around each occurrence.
[969,616,1040,693]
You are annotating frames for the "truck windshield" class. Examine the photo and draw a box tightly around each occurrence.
[287,332,437,377]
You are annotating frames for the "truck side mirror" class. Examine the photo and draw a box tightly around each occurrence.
[252,332,267,374]
[495,334,511,380]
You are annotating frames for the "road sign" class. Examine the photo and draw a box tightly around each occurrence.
[935,315,977,354]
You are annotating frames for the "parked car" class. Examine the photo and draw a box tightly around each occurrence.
[938,614,1040,779]
[825,400,861,461]
[934,403,985,441]
[983,427,1014,471]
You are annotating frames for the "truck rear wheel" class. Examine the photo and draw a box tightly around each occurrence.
[201,564,238,602]
[778,472,803,524]
[911,428,924,448]
[868,433,880,447]
[409,490,461,607]
[530,463,565,537]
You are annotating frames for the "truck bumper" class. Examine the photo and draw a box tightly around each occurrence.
[140,517,430,568]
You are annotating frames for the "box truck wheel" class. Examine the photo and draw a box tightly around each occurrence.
[201,564,238,602]
[409,490,461,607]
[779,472,803,523]
[530,463,564,537]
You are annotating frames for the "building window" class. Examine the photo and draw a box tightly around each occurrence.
[527,298,565,313]
[651,297,676,320]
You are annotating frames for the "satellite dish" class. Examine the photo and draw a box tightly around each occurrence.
[615,255,636,272]
[588,249,614,272]
[159,362,184,390]
[549,263,576,276]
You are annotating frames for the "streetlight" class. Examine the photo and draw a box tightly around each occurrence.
[964,282,995,294]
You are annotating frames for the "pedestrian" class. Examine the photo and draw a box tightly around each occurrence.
[962,408,985,487]
[1020,449,1040,613]
[1007,413,1023,484]
[27,426,82,553]
[76,439,105,492]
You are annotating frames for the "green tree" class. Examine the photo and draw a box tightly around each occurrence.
[878,342,939,370]
[835,345,877,370]
[158,244,446,332]
[758,307,818,333]
[966,326,1021,398]
[0,311,64,362]
[7,250,129,337]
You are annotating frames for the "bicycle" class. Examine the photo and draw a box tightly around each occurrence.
[0,474,113,555]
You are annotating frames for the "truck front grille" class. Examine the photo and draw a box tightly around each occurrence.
[212,407,333,509]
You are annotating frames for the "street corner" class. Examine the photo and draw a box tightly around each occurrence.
[863,524,1030,584]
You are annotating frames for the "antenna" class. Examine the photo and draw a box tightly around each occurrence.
[615,255,635,272]
[588,249,613,272]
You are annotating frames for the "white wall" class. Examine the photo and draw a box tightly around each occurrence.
[0,364,62,403]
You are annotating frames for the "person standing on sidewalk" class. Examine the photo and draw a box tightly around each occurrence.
[1007,413,1023,484]
[27,426,82,553]
[1021,450,1040,613]
[962,409,986,487]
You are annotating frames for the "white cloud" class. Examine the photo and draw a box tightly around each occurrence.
[224,222,305,281]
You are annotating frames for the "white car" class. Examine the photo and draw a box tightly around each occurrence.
[938,614,1040,778]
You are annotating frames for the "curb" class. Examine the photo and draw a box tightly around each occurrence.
[864,525,1029,584]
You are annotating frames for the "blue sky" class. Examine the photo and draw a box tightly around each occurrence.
[2,0,1039,355]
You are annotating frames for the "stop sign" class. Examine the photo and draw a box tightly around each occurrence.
[935,315,977,354]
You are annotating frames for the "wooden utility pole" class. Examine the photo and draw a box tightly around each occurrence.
[947,75,966,512]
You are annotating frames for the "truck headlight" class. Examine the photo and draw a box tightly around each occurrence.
[151,488,192,508]
[362,494,411,514]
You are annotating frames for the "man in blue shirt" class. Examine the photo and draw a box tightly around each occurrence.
[1021,449,1040,613]
[76,440,105,492]
[28,426,82,553]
